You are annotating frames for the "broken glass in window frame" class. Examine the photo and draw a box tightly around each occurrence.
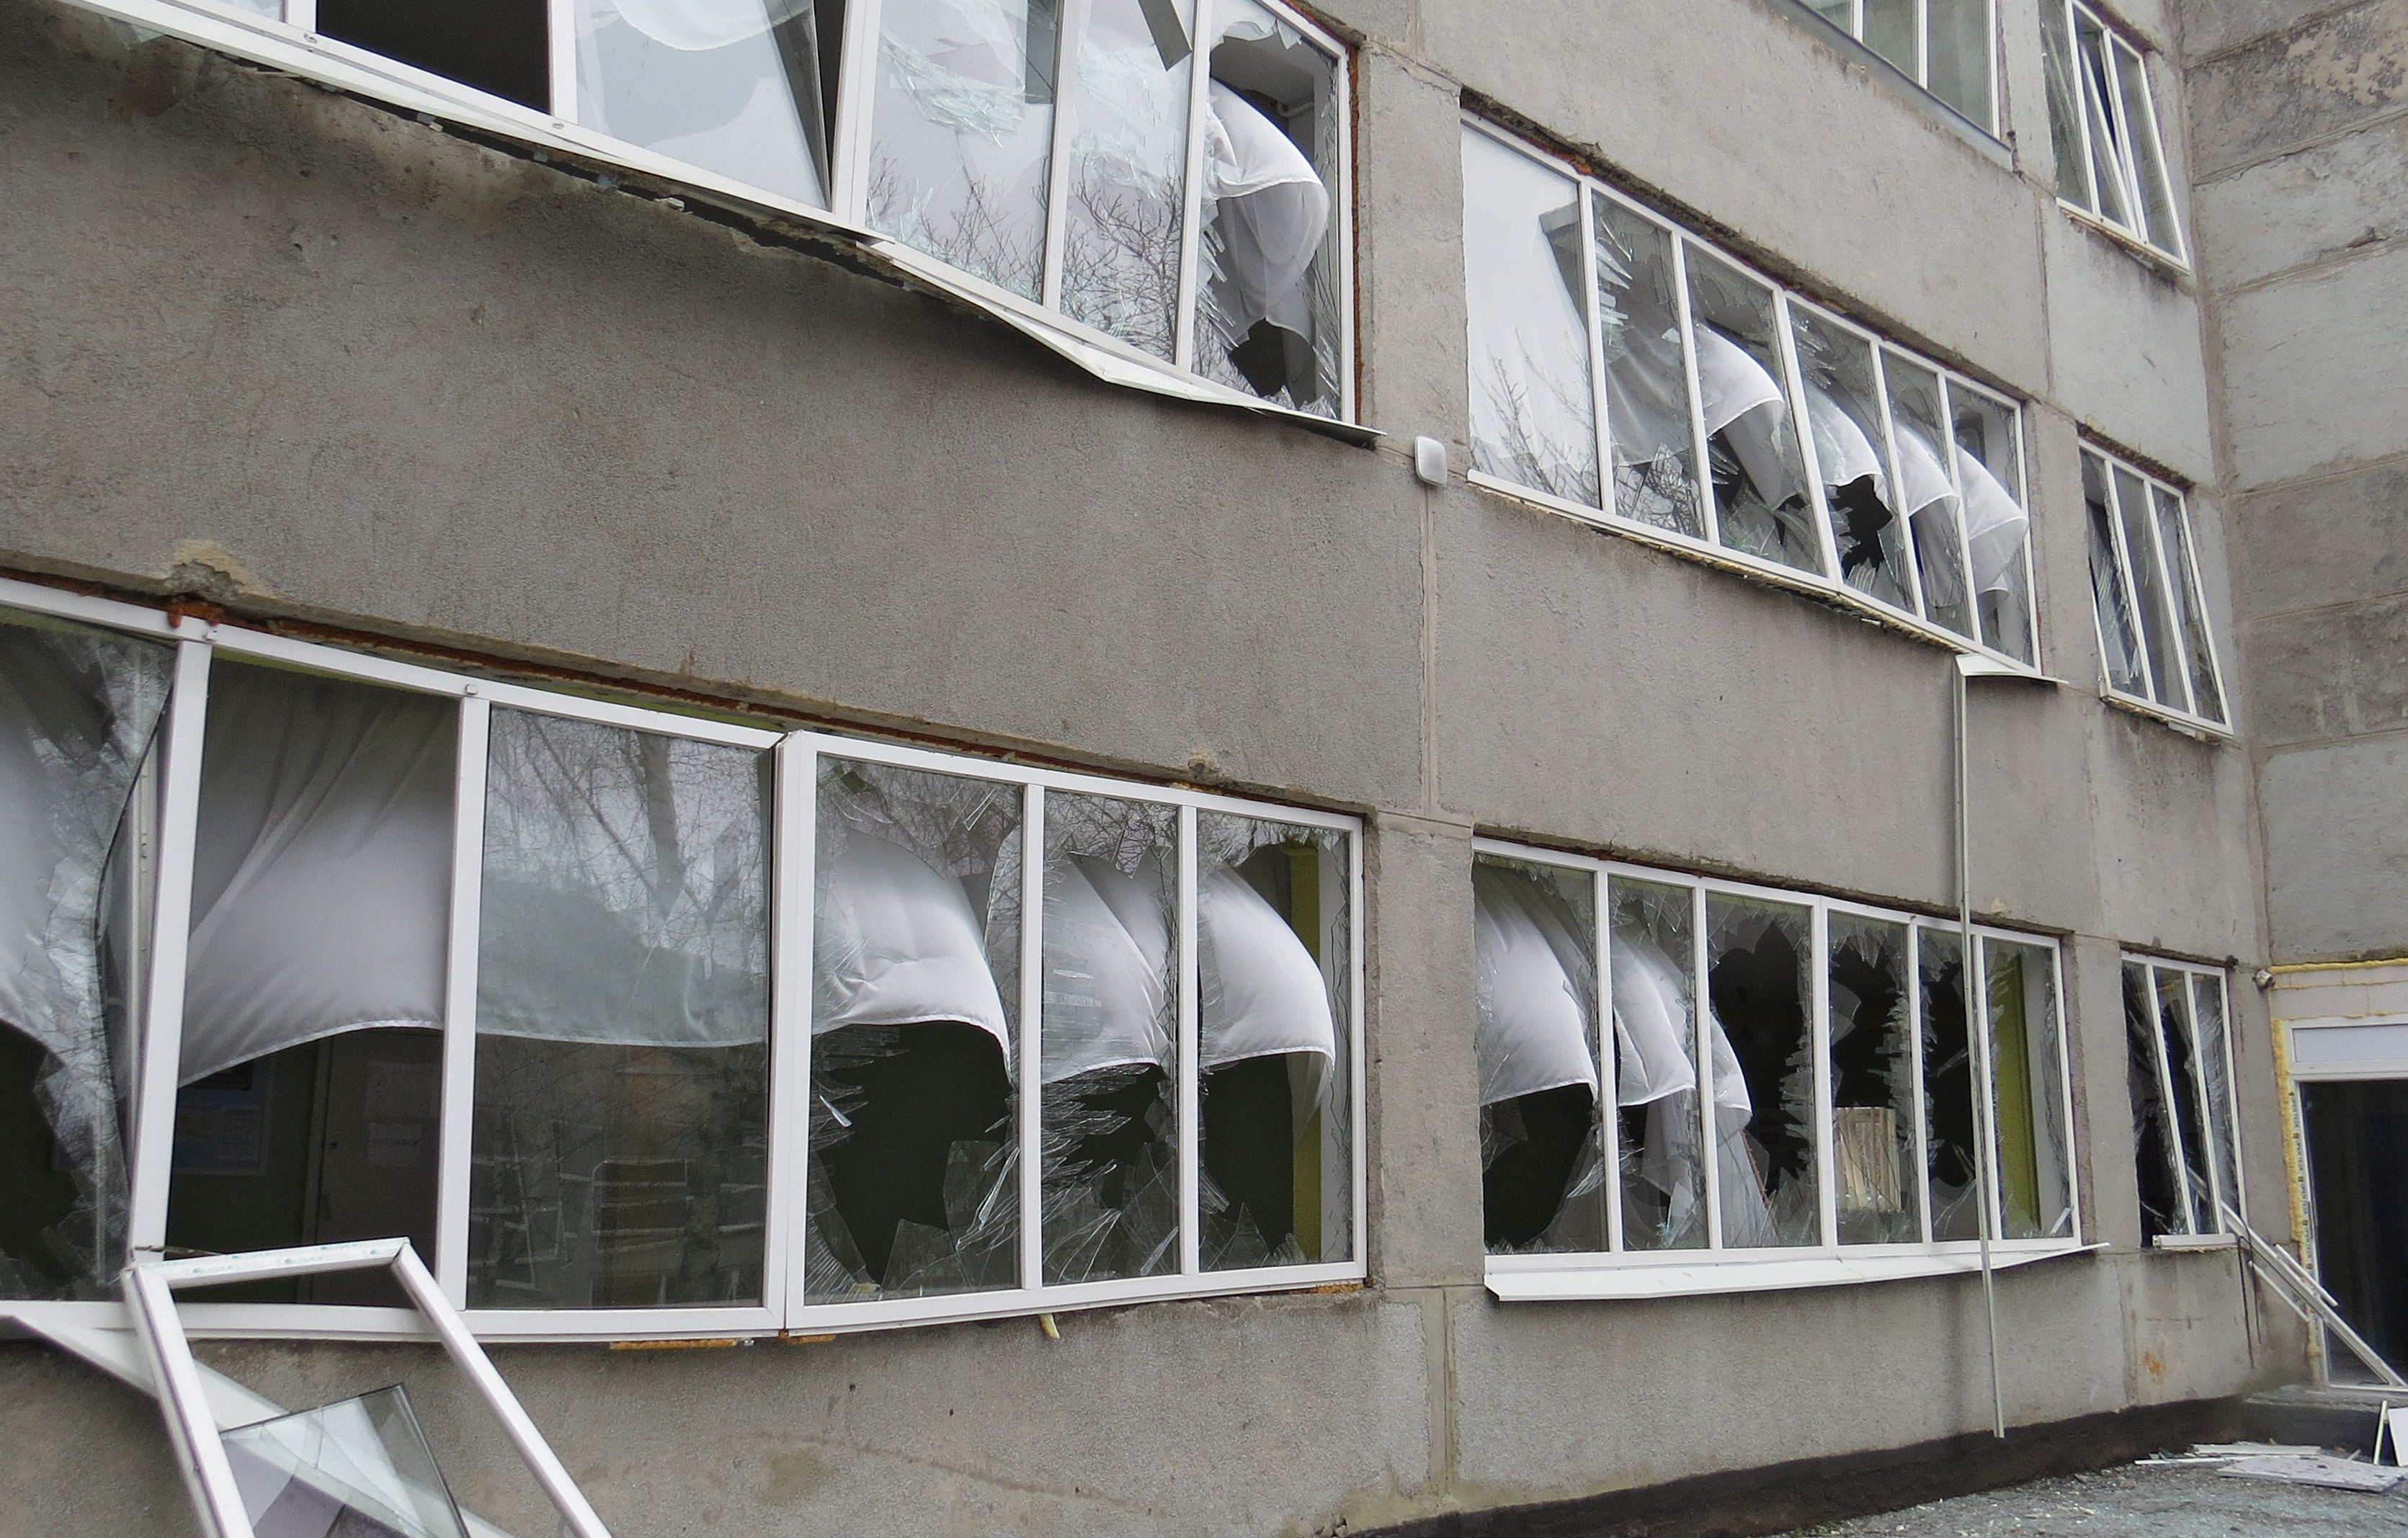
[2080,446,2229,733]
[1458,118,2041,676]
[1476,837,2082,1295]
[2123,956,2244,1243]
[2043,0,2188,264]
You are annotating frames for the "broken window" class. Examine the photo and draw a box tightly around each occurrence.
[1197,811,1351,1269]
[1592,191,1706,540]
[1706,895,1818,1247]
[468,710,772,1310]
[1461,121,2038,665]
[317,0,551,110]
[1473,856,1603,1254]
[0,607,171,1300]
[2081,446,2227,729]
[1828,914,1917,1243]
[1463,129,1599,507]
[809,756,1022,1301]
[167,661,458,1308]
[1040,792,1179,1282]
[2043,1,2185,262]
[2123,957,2242,1241]
[1800,0,1997,130]
[1059,0,1196,359]
[1687,250,1821,576]
[1477,841,2083,1280]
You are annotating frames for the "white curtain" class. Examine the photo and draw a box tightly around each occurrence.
[1694,327,1798,507]
[0,615,171,1294]
[816,830,1012,1060]
[1803,380,1889,504]
[179,665,455,1084]
[1960,452,2030,594]
[1202,81,1328,342]
[1610,927,1775,1246]
[1198,864,1334,1095]
[1041,854,1172,1083]
[1471,866,1596,1108]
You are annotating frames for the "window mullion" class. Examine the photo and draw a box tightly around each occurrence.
[1582,188,1614,517]
[1813,905,1837,1249]
[434,693,491,1305]
[1017,783,1047,1291]
[1876,349,1931,619]
[286,0,317,35]
[1176,802,1201,1276]
[1694,882,1723,1249]
[1914,0,1930,88]
[767,736,817,1328]
[831,0,888,225]
[1172,0,1216,372]
[547,0,577,124]
[1669,237,1722,549]
[1597,872,1624,1251]
[1038,0,1085,313]
[125,636,213,1256]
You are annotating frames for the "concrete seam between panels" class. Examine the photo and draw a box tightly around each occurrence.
[1420,478,1442,818]
[2181,0,2400,73]
[2221,444,2408,504]
[2190,97,2408,189]
[2255,720,2408,759]
[2211,228,2408,301]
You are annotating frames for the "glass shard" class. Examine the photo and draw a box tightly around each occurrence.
[1705,894,1819,1247]
[1687,251,1822,573]
[1951,384,2035,661]
[1060,0,1194,359]
[220,1385,468,1538]
[1828,915,1917,1243]
[2124,962,2192,1240]
[1610,877,1707,1251]
[1919,929,1981,1240]
[1594,194,1706,537]
[1474,857,1603,1255]
[1793,309,1913,609]
[1888,355,1975,638]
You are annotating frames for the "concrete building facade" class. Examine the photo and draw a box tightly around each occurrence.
[0,0,2359,1532]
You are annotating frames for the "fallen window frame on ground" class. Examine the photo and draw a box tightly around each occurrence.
[1473,840,2085,1300]
[122,1237,610,1538]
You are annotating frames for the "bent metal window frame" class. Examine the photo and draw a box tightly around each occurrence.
[1460,116,2044,678]
[0,573,1365,1343]
[2079,444,2230,736]
[61,0,1356,428]
[2123,955,2245,1246]
[1473,838,2085,1302]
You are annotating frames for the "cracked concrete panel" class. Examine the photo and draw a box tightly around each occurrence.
[2233,461,2408,622]
[2241,589,2408,747]
[2185,0,2408,176]
[2261,736,2408,959]
[2191,114,2408,291]
[2215,242,2408,488]
[1450,1258,2131,1501]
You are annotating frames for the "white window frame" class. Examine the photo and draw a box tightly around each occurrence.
[2121,955,2245,1248]
[1474,838,2086,1300]
[0,573,1366,1343]
[1803,0,2002,135]
[1460,117,2044,679]
[2079,444,2231,737]
[2047,0,2188,267]
[59,0,1357,429]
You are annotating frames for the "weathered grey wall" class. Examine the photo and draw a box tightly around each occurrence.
[0,0,2298,1531]
[2182,0,2408,962]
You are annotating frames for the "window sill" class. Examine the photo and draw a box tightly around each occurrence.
[2100,687,2235,742]
[1484,1241,2100,1302]
[2151,1233,2240,1252]
[2057,201,2192,282]
[60,0,1374,447]
[1466,470,2049,680]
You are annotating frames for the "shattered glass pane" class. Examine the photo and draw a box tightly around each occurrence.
[318,0,550,112]
[1461,128,1599,507]
[2041,0,2090,205]
[810,757,1021,1301]
[0,607,171,1300]
[1594,192,1706,538]
[1609,877,1706,1252]
[471,711,770,1310]
[2153,485,2226,722]
[1686,249,1822,573]
[1041,791,1179,1284]
[1195,1,1342,415]
[2191,973,2241,1230]
[1919,928,1981,1240]
[220,1385,467,1538]
[1986,938,2072,1239]
[2084,452,2147,694]
[1706,894,1819,1248]
[2115,465,2187,711]
[171,661,456,1309]
[1059,0,1194,359]
[2125,961,2192,1241]
[574,0,835,209]
[1926,0,1992,125]
[1196,811,1350,1269]
[1888,354,1975,639]
[1792,309,1913,609]
[2154,966,2217,1226]
[1474,856,1603,1255]
[868,0,1062,299]
[1951,385,2035,662]
[1828,915,1918,1244]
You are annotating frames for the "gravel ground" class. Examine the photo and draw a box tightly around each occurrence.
[1776,1459,2408,1536]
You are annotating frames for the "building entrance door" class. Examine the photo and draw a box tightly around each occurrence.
[2300,1078,2408,1374]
